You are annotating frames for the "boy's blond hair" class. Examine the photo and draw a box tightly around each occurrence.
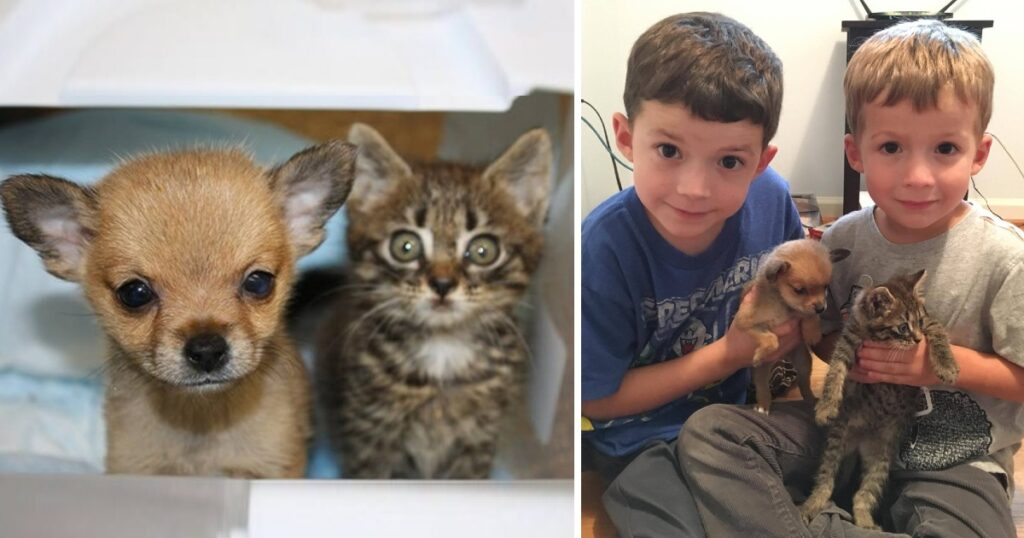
[623,12,783,147]
[845,20,994,136]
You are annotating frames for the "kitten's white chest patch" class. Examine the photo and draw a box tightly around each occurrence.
[414,336,475,381]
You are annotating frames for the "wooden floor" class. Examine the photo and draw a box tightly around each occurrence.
[581,355,1024,537]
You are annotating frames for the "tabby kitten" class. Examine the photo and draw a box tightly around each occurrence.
[800,270,958,529]
[315,123,551,479]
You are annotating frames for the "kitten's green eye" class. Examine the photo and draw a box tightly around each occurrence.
[389,231,423,263]
[465,235,500,266]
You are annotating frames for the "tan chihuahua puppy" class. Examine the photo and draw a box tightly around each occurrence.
[0,142,356,477]
[734,239,849,414]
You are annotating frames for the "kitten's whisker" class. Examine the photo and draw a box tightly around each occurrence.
[481,311,535,372]
[363,309,402,350]
[339,297,404,351]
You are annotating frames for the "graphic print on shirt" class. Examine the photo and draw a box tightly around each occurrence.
[900,390,992,471]
[637,252,765,367]
[836,282,866,323]
[589,251,768,431]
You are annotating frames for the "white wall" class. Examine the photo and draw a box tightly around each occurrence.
[582,1,1024,218]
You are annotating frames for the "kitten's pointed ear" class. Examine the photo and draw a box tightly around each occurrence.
[347,123,411,213]
[482,128,552,227]
[0,174,97,282]
[269,140,357,257]
[765,259,790,282]
[908,269,927,299]
[865,287,896,317]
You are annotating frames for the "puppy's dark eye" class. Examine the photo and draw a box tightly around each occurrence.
[792,286,806,296]
[116,279,155,309]
[242,271,275,298]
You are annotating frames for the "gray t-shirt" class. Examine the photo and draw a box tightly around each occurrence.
[821,203,1024,491]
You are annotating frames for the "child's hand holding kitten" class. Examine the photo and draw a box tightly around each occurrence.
[850,340,957,387]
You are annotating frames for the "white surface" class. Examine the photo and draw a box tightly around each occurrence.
[0,473,250,538]
[526,300,565,445]
[525,168,572,445]
[0,474,572,537]
[582,1,1024,216]
[248,479,572,537]
[0,0,571,111]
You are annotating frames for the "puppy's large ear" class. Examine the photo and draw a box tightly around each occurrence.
[346,123,411,214]
[764,259,790,283]
[482,128,552,228]
[0,175,97,282]
[269,140,357,257]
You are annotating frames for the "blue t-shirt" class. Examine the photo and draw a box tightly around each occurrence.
[582,167,804,457]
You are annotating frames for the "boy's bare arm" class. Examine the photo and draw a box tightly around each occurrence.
[948,347,1024,402]
[582,316,801,421]
[853,341,1024,402]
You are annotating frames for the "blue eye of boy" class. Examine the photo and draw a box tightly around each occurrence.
[880,142,900,154]
[936,142,957,155]
[720,156,742,170]
[657,144,679,159]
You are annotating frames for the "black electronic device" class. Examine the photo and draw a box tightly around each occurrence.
[858,0,957,20]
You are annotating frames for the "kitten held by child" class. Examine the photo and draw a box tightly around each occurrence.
[733,239,849,414]
[0,142,356,477]
[316,123,551,478]
[801,270,959,529]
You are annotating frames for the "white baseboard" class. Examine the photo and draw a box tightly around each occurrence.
[971,198,1024,220]
[816,196,844,219]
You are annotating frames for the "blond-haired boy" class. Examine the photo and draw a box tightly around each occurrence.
[679,20,1023,537]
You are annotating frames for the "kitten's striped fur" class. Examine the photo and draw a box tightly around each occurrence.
[801,270,959,529]
[316,124,551,478]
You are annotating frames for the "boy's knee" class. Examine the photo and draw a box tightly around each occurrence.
[680,404,750,449]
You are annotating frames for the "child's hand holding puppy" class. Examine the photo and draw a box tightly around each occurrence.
[722,287,803,370]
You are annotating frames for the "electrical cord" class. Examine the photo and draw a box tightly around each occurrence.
[989,132,1024,181]
[972,131,1024,220]
[970,175,1001,219]
[581,117,634,173]
[581,99,630,190]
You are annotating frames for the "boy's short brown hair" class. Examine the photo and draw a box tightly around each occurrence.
[623,12,783,146]
[845,20,994,136]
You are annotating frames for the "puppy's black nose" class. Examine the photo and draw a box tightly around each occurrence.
[428,277,456,298]
[184,333,229,373]
[815,304,826,314]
